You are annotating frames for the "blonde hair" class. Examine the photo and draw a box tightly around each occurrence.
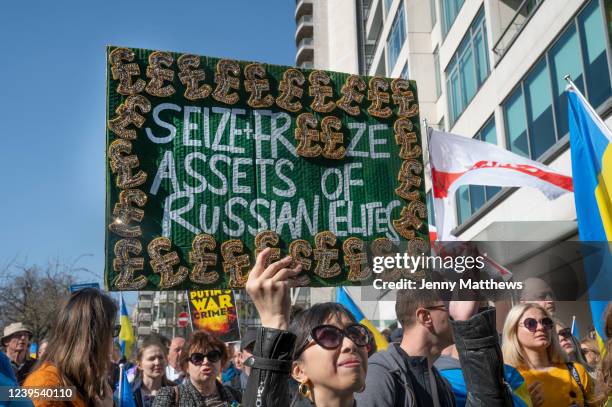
[502,303,567,369]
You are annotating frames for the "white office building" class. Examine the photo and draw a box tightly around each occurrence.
[295,0,612,332]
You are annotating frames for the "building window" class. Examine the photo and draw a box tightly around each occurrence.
[502,0,611,160]
[430,0,437,27]
[456,116,500,224]
[387,2,406,74]
[442,0,465,36]
[384,0,394,19]
[445,7,490,126]
[401,63,409,79]
[426,190,436,226]
[434,47,442,98]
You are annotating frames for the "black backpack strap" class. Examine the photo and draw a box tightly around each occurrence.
[244,355,292,373]
[566,362,588,406]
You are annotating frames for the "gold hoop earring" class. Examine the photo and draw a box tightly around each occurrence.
[298,382,311,399]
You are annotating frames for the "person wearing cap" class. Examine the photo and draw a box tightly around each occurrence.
[1,322,36,385]
[224,329,256,395]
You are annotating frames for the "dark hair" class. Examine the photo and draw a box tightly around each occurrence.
[179,330,228,372]
[395,289,443,328]
[37,288,117,405]
[289,302,357,359]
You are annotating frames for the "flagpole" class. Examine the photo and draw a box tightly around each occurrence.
[118,363,124,407]
[571,315,577,336]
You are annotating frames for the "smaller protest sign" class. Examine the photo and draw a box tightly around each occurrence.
[188,290,240,342]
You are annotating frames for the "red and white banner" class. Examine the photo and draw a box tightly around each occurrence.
[428,129,573,240]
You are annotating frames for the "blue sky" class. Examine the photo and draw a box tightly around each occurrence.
[0,0,296,307]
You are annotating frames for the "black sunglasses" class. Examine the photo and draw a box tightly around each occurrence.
[113,324,121,338]
[189,350,222,365]
[557,328,572,339]
[294,324,370,358]
[522,317,554,332]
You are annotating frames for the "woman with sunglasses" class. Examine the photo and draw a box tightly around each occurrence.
[555,321,593,373]
[152,330,241,406]
[24,288,117,407]
[243,248,370,407]
[502,303,593,407]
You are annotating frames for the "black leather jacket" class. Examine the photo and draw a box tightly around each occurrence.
[242,308,512,407]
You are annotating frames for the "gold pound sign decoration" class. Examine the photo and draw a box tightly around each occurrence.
[343,237,371,282]
[108,189,147,238]
[394,118,422,160]
[212,59,240,105]
[108,95,151,140]
[221,240,251,288]
[320,116,346,160]
[254,231,281,267]
[395,159,423,201]
[393,201,427,240]
[148,237,188,289]
[367,77,392,119]
[109,47,146,96]
[108,139,147,189]
[336,75,365,116]
[391,79,419,118]
[145,51,175,97]
[189,234,219,285]
[289,239,313,286]
[112,238,147,290]
[308,70,335,113]
[276,68,305,112]
[295,113,321,158]
[244,63,274,108]
[177,54,212,101]
[313,231,341,279]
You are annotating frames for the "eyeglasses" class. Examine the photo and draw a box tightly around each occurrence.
[522,317,554,332]
[557,328,572,339]
[424,305,448,312]
[113,324,121,338]
[189,350,222,365]
[294,324,370,358]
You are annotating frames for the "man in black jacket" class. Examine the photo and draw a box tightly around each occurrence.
[354,289,511,407]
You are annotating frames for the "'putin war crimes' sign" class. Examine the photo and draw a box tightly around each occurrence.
[105,46,427,291]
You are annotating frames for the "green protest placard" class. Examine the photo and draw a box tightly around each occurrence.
[105,46,427,291]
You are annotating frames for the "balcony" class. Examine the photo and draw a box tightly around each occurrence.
[493,0,544,63]
[137,326,151,336]
[295,14,313,45]
[296,38,314,67]
[138,300,152,309]
[137,313,152,323]
[295,0,313,21]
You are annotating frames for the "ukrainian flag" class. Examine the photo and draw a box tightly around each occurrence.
[336,287,388,351]
[567,83,612,351]
[119,294,135,358]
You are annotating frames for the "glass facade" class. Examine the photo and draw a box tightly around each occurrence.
[503,0,611,159]
[387,2,406,73]
[426,190,436,227]
[384,0,394,18]
[442,0,465,36]
[430,0,437,27]
[446,7,490,126]
[401,63,409,79]
[456,116,501,224]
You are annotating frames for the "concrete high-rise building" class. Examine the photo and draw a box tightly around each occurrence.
[297,0,612,331]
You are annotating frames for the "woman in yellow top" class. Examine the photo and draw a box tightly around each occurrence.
[24,288,117,407]
[502,303,593,407]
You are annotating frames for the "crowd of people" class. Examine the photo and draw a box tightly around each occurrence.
[0,250,610,406]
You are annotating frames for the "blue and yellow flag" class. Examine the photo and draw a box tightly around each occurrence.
[119,294,135,358]
[336,287,388,351]
[567,84,612,351]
